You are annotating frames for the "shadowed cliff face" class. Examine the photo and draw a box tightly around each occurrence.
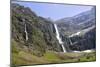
[11,3,62,56]
[68,27,96,51]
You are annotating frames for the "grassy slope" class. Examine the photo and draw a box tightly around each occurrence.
[12,46,96,66]
[11,37,96,66]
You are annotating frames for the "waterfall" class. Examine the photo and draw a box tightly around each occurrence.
[25,23,28,41]
[22,18,28,41]
[69,38,73,45]
[54,24,66,52]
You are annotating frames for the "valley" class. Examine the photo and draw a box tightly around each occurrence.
[11,2,96,66]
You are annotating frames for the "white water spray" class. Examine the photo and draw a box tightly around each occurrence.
[25,23,28,41]
[69,38,73,45]
[54,24,66,52]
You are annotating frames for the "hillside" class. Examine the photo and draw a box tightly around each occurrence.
[11,3,63,57]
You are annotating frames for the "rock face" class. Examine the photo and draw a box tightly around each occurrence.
[69,26,96,51]
[56,6,96,51]
[11,3,62,56]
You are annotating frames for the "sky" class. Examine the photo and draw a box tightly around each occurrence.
[12,1,93,21]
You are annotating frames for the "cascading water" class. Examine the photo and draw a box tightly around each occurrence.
[54,24,66,52]
[25,23,28,41]
[69,38,73,45]
[22,18,28,41]
[23,19,28,41]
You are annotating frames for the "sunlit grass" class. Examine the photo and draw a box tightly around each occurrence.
[12,46,96,66]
